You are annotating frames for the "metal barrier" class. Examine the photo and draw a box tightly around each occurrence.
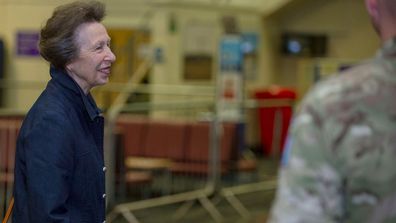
[0,64,294,222]
[103,60,293,222]
[105,98,290,223]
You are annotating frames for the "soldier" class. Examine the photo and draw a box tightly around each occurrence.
[269,0,396,222]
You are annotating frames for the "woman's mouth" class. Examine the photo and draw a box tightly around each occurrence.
[99,66,111,74]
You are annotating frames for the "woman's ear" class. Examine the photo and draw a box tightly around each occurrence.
[366,0,379,20]
[65,62,73,73]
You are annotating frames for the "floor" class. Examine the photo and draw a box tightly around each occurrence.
[109,156,280,223]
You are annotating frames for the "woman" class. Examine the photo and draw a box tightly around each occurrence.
[13,1,116,222]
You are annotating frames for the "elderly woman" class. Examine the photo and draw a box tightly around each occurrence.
[13,1,116,222]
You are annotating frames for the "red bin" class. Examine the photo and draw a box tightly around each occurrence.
[254,87,296,157]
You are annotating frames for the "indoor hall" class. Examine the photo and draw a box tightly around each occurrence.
[0,0,379,222]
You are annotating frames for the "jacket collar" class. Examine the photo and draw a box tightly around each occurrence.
[49,66,101,121]
[377,37,396,58]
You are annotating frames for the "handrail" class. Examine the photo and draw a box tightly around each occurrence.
[107,98,295,113]
[95,82,214,95]
[107,60,153,121]
[1,197,13,223]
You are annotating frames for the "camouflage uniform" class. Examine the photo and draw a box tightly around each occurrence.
[269,38,396,223]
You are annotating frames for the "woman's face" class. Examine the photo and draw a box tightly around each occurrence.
[66,22,116,94]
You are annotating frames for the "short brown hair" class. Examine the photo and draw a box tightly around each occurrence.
[39,1,106,69]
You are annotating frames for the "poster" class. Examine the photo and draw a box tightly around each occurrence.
[218,35,243,121]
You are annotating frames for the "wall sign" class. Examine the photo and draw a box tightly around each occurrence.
[16,31,40,57]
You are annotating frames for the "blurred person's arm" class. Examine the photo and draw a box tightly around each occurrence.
[268,96,345,223]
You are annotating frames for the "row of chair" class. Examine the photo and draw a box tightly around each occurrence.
[115,114,241,176]
[0,116,23,184]
[0,114,257,200]
[0,116,23,218]
[114,114,259,197]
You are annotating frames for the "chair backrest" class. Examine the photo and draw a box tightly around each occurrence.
[185,121,237,163]
[142,119,188,160]
[185,122,210,162]
[116,115,148,157]
[220,122,237,162]
[0,118,22,171]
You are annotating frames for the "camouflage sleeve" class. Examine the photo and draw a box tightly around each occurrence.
[268,101,345,223]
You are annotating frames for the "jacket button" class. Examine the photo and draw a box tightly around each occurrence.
[102,193,106,199]
[103,166,106,172]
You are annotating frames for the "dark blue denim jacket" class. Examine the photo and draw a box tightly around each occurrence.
[13,66,106,223]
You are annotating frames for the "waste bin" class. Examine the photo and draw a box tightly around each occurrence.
[254,87,296,157]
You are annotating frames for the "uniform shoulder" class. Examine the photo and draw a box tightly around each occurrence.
[302,60,378,111]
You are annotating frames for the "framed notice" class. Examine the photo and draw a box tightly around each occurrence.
[183,54,213,80]
[183,20,216,81]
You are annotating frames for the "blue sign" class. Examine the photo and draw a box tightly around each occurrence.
[241,32,258,54]
[219,36,243,72]
[16,31,40,57]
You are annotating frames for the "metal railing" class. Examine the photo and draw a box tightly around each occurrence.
[0,61,295,222]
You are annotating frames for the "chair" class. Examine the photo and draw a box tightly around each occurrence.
[0,117,21,218]
[170,121,237,175]
[116,114,148,157]
[0,118,21,184]
[132,119,189,194]
[142,119,188,159]
[113,127,153,201]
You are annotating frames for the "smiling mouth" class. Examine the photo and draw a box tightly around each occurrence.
[99,67,111,74]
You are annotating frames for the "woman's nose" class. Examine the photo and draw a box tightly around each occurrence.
[106,47,116,62]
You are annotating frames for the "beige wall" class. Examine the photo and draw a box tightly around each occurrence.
[143,7,263,118]
[0,0,149,110]
[243,0,380,146]
[1,3,55,110]
[0,0,381,111]
[0,2,5,32]
[263,0,380,92]
[0,1,264,112]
